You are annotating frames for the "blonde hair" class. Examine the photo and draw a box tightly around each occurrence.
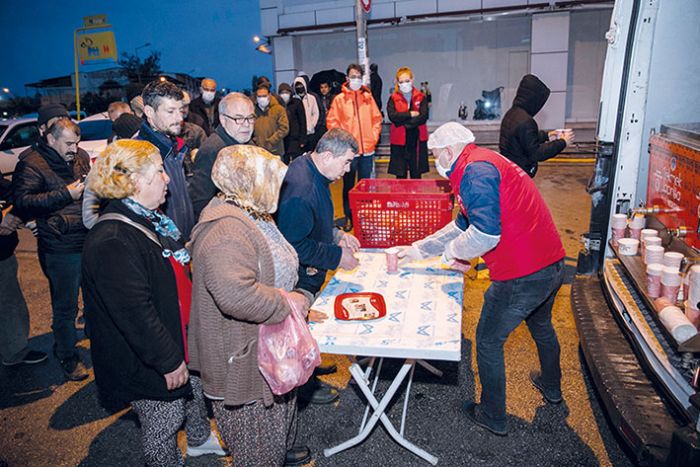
[88,139,161,199]
[395,66,414,93]
[211,145,287,214]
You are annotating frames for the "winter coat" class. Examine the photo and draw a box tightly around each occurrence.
[253,99,289,157]
[499,74,566,177]
[188,197,292,407]
[0,171,19,260]
[82,200,191,402]
[283,96,308,160]
[326,82,383,155]
[189,126,246,219]
[190,95,221,136]
[11,141,90,254]
[387,88,429,177]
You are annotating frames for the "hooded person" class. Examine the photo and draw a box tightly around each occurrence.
[498,74,573,177]
[278,82,307,164]
[293,77,322,150]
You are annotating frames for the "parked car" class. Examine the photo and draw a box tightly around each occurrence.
[0,113,111,177]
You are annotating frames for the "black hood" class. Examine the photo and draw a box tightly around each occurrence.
[513,74,550,116]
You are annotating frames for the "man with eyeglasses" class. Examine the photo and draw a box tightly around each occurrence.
[189,92,257,219]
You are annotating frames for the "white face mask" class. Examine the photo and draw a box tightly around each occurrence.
[202,91,215,104]
[435,149,454,179]
[257,96,270,109]
[280,92,291,104]
[348,78,363,91]
[399,81,413,94]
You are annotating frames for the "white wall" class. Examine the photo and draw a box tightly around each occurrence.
[297,16,531,123]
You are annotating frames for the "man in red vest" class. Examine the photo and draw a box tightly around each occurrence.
[398,122,566,436]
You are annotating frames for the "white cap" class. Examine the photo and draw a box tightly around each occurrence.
[427,122,476,150]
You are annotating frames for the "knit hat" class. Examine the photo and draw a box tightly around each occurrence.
[427,122,475,150]
[113,114,143,139]
[37,103,69,127]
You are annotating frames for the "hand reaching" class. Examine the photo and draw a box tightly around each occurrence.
[338,232,360,252]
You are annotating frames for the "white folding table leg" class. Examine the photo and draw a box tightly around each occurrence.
[417,359,443,377]
[400,362,416,436]
[324,360,438,465]
[360,357,383,433]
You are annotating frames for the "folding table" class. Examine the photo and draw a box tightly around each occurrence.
[308,251,464,465]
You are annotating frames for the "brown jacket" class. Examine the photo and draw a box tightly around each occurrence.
[188,197,291,407]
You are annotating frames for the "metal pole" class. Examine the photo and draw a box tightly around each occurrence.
[355,0,370,85]
[73,28,81,120]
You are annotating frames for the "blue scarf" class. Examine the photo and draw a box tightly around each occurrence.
[121,198,191,265]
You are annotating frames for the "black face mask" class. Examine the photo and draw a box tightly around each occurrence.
[294,85,305,96]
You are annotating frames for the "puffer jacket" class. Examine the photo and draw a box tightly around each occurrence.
[11,141,90,254]
[326,82,383,155]
[499,74,566,177]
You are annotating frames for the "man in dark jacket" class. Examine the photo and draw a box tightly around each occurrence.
[189,78,221,135]
[278,83,307,164]
[189,92,256,219]
[499,74,573,177]
[11,117,90,381]
[0,171,48,368]
[138,80,196,239]
[369,63,383,113]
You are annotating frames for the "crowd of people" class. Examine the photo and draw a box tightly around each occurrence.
[0,65,574,465]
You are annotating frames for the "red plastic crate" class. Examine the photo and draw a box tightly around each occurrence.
[349,179,454,248]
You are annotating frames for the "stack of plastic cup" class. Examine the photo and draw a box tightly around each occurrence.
[646,263,664,297]
[645,245,665,265]
[661,266,682,302]
[686,265,700,329]
[640,229,659,260]
[628,215,646,240]
[642,236,662,262]
[663,251,684,271]
[610,214,627,246]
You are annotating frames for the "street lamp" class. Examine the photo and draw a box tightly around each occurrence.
[253,35,272,54]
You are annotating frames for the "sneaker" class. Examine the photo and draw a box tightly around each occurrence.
[2,350,49,367]
[463,402,507,436]
[59,356,89,382]
[285,445,311,466]
[529,371,562,404]
[187,432,226,457]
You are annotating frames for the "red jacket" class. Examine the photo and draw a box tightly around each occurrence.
[388,88,429,145]
[326,83,382,155]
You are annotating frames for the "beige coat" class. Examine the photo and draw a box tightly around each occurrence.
[188,197,291,407]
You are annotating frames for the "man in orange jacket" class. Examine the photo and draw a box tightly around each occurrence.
[326,63,382,231]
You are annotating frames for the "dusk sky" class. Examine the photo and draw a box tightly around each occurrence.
[0,0,273,96]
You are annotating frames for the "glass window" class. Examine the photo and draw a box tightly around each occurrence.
[1,123,39,149]
[78,120,112,141]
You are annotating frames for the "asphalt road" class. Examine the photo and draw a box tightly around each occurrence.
[0,162,635,466]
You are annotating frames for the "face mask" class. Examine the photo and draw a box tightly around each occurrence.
[399,82,413,94]
[257,96,270,109]
[435,149,454,179]
[280,92,291,104]
[202,91,215,104]
[294,85,305,96]
[348,78,363,91]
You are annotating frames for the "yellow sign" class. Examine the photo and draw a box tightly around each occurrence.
[77,31,117,64]
[83,15,107,27]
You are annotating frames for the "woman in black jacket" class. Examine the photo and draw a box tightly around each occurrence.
[387,66,430,179]
[81,140,224,466]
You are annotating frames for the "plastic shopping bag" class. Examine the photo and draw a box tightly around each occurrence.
[258,290,321,395]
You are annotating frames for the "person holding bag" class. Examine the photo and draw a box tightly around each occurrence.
[188,144,313,467]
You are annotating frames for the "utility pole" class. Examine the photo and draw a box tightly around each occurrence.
[355,0,370,85]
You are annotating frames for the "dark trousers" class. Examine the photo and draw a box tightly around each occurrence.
[0,255,30,362]
[342,154,374,218]
[475,259,564,429]
[38,250,82,360]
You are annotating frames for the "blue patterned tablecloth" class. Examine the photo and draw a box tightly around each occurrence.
[309,250,463,361]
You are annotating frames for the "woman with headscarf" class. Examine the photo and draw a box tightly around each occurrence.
[188,144,312,466]
[387,66,430,179]
[81,139,224,466]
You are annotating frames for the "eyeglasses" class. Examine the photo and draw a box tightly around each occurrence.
[222,114,256,125]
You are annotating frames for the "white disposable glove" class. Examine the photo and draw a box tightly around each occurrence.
[396,245,424,264]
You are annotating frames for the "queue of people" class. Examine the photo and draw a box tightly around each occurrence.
[0,66,576,465]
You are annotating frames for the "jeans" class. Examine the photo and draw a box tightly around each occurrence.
[475,259,564,428]
[38,250,82,360]
[342,154,375,218]
[0,255,30,362]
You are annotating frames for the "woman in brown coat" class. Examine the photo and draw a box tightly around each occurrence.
[188,144,311,466]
